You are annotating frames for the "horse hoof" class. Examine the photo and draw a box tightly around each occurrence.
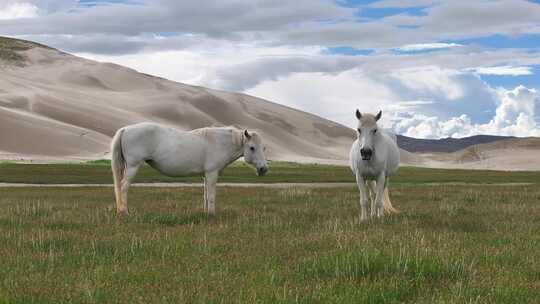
[116,210,129,218]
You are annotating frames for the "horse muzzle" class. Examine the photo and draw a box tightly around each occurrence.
[257,166,268,176]
[360,148,373,160]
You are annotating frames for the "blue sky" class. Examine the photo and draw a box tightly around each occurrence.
[338,1,540,90]
[0,0,539,138]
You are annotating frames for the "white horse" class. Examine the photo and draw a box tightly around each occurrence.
[350,110,400,221]
[110,122,268,216]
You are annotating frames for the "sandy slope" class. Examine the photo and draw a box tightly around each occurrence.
[1,44,365,163]
[419,138,540,171]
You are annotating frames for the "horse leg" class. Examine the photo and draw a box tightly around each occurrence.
[355,172,369,222]
[203,176,208,212]
[374,174,386,218]
[368,181,376,217]
[205,171,219,215]
[118,163,141,216]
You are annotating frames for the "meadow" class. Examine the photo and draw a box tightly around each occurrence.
[0,163,539,303]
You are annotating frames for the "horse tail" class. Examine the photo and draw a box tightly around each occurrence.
[111,128,126,208]
[383,184,400,214]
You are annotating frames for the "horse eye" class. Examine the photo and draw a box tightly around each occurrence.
[373,129,377,134]
[357,128,361,134]
[250,147,255,151]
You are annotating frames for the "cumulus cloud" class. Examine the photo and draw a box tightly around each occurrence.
[391,86,540,138]
[1,0,540,53]
[0,2,39,20]
[0,0,77,19]
[189,45,540,93]
[244,63,539,138]
[0,0,352,38]
[384,0,540,41]
[246,69,399,126]
[485,86,539,135]
[283,0,540,49]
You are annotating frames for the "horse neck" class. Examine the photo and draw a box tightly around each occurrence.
[227,129,245,163]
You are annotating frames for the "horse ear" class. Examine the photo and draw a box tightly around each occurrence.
[356,109,362,120]
[375,110,382,121]
[244,129,252,139]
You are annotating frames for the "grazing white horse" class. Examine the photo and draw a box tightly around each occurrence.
[350,110,400,221]
[110,122,268,216]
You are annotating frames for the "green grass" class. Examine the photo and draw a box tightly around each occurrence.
[0,161,539,184]
[0,184,539,303]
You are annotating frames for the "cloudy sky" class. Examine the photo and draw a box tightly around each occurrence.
[1,0,540,138]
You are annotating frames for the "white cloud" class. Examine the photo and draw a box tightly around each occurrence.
[244,62,539,138]
[77,50,222,85]
[483,85,539,135]
[1,0,540,52]
[75,43,326,87]
[390,86,540,138]
[246,69,399,128]
[0,2,39,20]
[395,42,462,52]
[464,65,533,76]
[389,66,465,100]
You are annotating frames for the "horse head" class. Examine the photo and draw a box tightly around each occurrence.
[355,109,382,161]
[242,130,269,176]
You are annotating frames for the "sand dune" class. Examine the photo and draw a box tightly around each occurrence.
[1,39,363,163]
[419,138,540,171]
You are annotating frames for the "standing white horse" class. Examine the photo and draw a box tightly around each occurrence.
[350,110,400,221]
[110,122,268,216]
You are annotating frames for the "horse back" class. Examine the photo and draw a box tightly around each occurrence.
[121,123,206,172]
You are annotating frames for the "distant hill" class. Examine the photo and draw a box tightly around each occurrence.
[397,134,514,153]
[423,137,540,171]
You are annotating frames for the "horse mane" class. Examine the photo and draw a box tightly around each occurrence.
[192,126,245,148]
[231,128,244,147]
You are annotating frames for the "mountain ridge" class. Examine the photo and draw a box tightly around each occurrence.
[396,134,516,153]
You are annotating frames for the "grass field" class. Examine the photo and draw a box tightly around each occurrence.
[1,162,539,303]
[1,181,540,303]
[0,161,539,184]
